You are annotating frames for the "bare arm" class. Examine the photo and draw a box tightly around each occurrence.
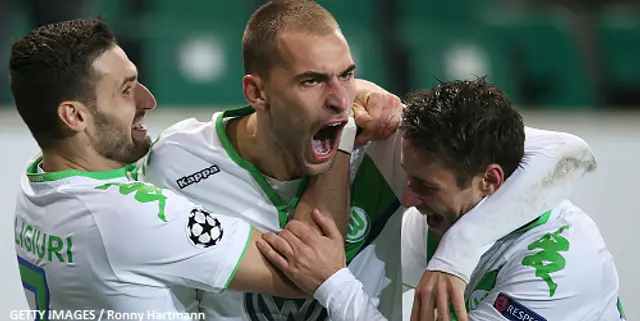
[293,150,351,236]
[227,228,309,298]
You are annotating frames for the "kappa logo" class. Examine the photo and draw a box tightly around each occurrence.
[346,206,370,244]
[176,165,220,189]
[244,293,327,321]
[494,292,547,321]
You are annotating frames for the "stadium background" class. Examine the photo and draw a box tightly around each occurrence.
[0,0,637,319]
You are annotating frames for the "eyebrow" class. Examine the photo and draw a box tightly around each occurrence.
[294,64,356,82]
[119,75,137,90]
[400,163,440,189]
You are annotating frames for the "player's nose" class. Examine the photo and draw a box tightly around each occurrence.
[135,83,157,110]
[401,184,423,208]
[325,79,349,114]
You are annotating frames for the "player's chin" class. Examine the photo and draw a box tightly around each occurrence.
[300,154,336,176]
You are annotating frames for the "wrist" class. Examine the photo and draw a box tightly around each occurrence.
[313,267,357,306]
[338,117,357,154]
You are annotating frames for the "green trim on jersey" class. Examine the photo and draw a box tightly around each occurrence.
[216,106,310,229]
[25,156,137,183]
[221,227,254,293]
[216,106,400,262]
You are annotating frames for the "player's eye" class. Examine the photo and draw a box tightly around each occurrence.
[339,71,354,81]
[122,85,132,96]
[301,79,319,87]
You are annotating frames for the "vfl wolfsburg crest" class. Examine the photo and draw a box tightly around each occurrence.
[244,293,328,321]
[346,206,370,244]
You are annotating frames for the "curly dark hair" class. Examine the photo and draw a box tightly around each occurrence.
[9,17,117,149]
[400,77,525,188]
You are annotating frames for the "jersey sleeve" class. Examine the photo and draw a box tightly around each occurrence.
[93,182,252,293]
[363,130,407,199]
[426,127,597,283]
[314,268,388,321]
[466,222,613,321]
[401,208,428,289]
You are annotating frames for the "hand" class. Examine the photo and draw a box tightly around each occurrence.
[352,79,403,147]
[257,209,347,295]
[411,271,468,321]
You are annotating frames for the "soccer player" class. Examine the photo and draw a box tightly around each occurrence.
[10,18,394,316]
[256,79,621,321]
[140,1,597,321]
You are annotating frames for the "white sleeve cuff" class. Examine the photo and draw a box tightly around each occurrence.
[313,268,359,307]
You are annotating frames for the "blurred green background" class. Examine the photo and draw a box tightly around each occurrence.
[2,0,639,109]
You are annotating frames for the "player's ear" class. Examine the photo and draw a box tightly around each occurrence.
[243,75,269,112]
[480,163,504,196]
[57,101,89,133]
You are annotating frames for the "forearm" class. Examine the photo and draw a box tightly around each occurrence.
[294,151,351,236]
[428,127,596,282]
[293,118,357,237]
[314,268,388,321]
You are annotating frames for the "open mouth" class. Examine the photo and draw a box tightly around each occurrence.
[425,213,444,228]
[132,117,148,133]
[310,120,347,161]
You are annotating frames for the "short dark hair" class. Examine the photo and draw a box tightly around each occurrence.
[242,0,339,78]
[400,77,525,188]
[9,17,117,149]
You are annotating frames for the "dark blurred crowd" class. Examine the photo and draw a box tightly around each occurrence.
[2,0,639,109]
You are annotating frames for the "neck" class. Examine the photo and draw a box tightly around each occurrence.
[41,141,125,173]
[228,113,299,181]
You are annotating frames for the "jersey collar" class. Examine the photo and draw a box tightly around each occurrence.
[25,156,138,183]
[216,106,310,228]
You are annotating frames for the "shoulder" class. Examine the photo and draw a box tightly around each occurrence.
[90,180,194,224]
[498,201,617,299]
[151,115,217,155]
[141,114,222,181]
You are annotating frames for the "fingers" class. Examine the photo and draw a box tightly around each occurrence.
[410,292,421,321]
[312,209,343,242]
[422,290,435,321]
[261,232,294,259]
[256,238,290,272]
[279,228,304,253]
[284,220,319,245]
[451,286,468,321]
[352,102,374,131]
[436,283,450,321]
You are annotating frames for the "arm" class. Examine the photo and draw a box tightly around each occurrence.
[292,118,357,237]
[427,127,597,282]
[257,210,388,321]
[314,268,388,321]
[401,208,430,289]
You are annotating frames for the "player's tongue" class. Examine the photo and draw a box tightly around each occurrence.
[311,125,337,155]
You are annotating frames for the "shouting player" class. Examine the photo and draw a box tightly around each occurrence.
[140,1,597,320]
[255,79,615,321]
[10,18,394,316]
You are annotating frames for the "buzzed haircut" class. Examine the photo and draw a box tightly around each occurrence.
[9,18,117,149]
[242,0,339,78]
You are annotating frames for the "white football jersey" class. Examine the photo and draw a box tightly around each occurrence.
[14,156,252,319]
[141,106,408,321]
[402,201,626,321]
